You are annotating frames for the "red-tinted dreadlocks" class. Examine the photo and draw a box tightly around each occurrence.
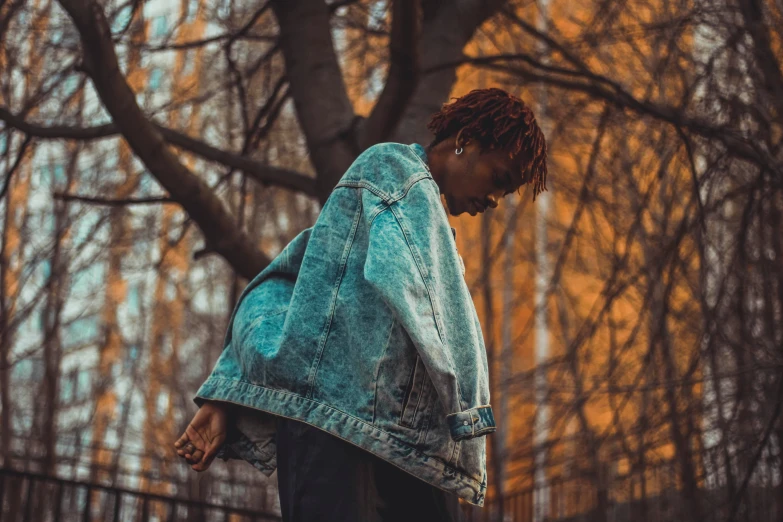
[426,88,548,200]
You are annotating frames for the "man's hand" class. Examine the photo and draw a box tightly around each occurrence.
[173,401,230,472]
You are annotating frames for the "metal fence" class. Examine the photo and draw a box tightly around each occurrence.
[0,467,282,522]
[463,463,782,522]
[4,460,780,522]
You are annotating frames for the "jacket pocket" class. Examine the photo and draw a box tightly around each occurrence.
[399,354,429,428]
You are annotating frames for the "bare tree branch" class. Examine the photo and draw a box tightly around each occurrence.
[55,0,270,278]
[53,192,177,206]
[0,135,31,201]
[357,0,420,150]
[270,0,358,201]
[425,52,781,176]
[391,0,508,144]
[0,107,317,196]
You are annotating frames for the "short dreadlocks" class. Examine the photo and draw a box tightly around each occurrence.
[426,88,548,200]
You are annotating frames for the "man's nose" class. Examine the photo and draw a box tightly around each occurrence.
[486,194,499,208]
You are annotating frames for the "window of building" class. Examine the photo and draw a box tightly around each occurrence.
[51,27,63,44]
[124,343,140,371]
[152,15,168,38]
[139,171,156,196]
[12,358,45,382]
[43,213,55,235]
[217,0,232,19]
[76,369,92,400]
[368,0,387,30]
[128,283,141,315]
[60,371,75,402]
[73,212,100,246]
[80,425,92,446]
[12,359,33,381]
[104,150,118,171]
[38,163,67,188]
[71,262,106,296]
[112,5,133,33]
[64,75,79,97]
[365,66,384,99]
[64,315,101,349]
[42,259,51,279]
[53,163,66,183]
[185,0,199,21]
[148,67,164,91]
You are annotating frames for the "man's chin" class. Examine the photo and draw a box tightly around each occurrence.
[443,194,469,216]
[448,203,466,216]
[442,194,454,215]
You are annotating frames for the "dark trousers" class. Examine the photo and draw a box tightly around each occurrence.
[275,416,461,522]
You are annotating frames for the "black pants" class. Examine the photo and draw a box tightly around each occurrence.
[275,416,460,522]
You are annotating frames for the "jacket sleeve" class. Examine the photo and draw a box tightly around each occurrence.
[363,187,496,442]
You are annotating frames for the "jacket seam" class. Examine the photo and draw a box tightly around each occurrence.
[420,383,435,446]
[336,173,432,205]
[409,358,425,425]
[387,174,434,204]
[399,356,419,426]
[367,203,389,228]
[305,197,364,398]
[386,196,466,412]
[371,316,396,426]
[334,180,388,201]
[198,376,486,484]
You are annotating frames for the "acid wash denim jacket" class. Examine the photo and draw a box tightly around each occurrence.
[194,142,495,506]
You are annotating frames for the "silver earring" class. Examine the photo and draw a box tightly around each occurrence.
[455,147,463,155]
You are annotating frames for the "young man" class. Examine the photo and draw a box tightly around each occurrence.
[174,88,548,521]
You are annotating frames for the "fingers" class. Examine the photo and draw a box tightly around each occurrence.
[174,435,211,469]
[186,449,204,465]
[175,438,194,457]
[191,444,218,472]
[174,435,201,463]
[173,410,227,472]
[173,432,189,449]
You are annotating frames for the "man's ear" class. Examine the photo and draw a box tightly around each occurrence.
[455,128,470,149]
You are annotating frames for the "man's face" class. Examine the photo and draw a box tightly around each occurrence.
[437,141,526,217]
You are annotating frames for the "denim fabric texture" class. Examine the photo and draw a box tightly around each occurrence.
[194,142,495,506]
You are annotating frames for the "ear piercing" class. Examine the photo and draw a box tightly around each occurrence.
[455,147,463,155]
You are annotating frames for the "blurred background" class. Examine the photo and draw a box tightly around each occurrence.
[0,0,781,520]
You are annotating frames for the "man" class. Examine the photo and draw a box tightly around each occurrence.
[174,87,548,521]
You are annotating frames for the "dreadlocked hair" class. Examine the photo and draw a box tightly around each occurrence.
[426,87,548,200]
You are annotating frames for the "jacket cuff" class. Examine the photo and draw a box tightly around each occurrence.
[446,405,496,441]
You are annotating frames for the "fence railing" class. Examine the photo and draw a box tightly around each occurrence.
[5,457,780,522]
[462,462,782,522]
[0,467,282,522]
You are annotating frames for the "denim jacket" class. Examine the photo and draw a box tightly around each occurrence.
[194,142,495,506]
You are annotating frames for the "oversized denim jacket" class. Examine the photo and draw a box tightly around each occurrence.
[194,142,495,506]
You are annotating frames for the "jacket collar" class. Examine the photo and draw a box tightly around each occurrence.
[410,143,429,170]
